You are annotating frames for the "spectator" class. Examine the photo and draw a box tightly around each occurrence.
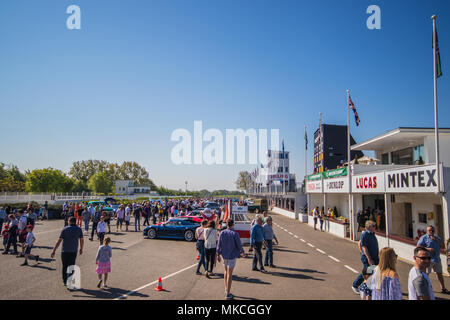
[319,208,325,232]
[204,220,219,278]
[2,224,9,251]
[124,206,131,232]
[89,207,101,241]
[115,205,125,232]
[42,201,49,220]
[17,210,28,257]
[359,265,375,300]
[21,225,39,266]
[417,225,448,294]
[352,220,379,294]
[3,214,18,255]
[263,216,278,268]
[82,207,90,234]
[0,207,6,235]
[51,217,84,288]
[370,247,402,300]
[250,214,266,273]
[95,237,112,289]
[133,205,141,232]
[97,216,107,245]
[312,207,319,230]
[408,246,435,300]
[195,220,208,275]
[216,219,246,300]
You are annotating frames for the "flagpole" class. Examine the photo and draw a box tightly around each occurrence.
[305,126,307,192]
[432,15,441,193]
[347,89,353,241]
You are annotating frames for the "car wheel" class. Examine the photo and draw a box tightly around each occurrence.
[184,230,194,242]
[148,228,157,239]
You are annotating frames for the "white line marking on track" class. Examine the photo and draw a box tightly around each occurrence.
[307,243,315,248]
[300,239,306,242]
[288,232,293,235]
[344,265,358,273]
[294,235,298,238]
[316,249,326,254]
[114,263,198,300]
[328,255,340,262]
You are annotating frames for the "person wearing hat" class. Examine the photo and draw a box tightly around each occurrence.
[21,224,38,266]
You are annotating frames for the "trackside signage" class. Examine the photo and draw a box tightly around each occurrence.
[353,172,385,193]
[385,165,439,193]
[307,180,322,193]
[324,177,349,193]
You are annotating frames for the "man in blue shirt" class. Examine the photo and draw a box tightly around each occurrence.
[352,220,379,294]
[217,219,246,300]
[250,215,266,273]
[418,225,448,294]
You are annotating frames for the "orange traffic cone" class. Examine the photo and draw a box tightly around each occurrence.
[155,277,164,291]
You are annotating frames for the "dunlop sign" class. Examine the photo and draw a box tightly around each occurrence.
[324,177,349,193]
[385,165,439,193]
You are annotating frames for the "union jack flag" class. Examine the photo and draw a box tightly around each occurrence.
[348,95,360,126]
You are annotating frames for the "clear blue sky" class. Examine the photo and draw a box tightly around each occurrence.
[0,0,449,190]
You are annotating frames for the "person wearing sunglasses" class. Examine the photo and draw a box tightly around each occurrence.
[417,225,448,294]
[408,246,435,300]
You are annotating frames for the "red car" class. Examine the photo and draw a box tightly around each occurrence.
[178,216,203,223]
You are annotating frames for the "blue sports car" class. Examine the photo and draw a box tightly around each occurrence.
[143,219,200,242]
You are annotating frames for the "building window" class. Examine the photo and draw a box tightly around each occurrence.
[392,147,413,165]
[381,153,389,165]
[418,213,427,224]
[413,145,425,164]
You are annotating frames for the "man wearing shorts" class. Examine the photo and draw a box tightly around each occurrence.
[217,219,246,300]
[417,225,448,294]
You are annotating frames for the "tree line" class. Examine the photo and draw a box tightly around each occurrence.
[0,161,246,196]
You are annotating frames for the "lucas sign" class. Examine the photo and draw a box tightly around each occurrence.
[353,172,385,193]
[385,165,439,193]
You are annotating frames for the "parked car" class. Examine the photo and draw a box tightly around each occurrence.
[205,202,221,210]
[143,219,200,242]
[87,201,116,213]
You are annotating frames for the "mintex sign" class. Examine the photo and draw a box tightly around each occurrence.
[353,172,385,193]
[385,165,439,193]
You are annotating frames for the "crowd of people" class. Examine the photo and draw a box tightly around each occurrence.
[1,198,449,300]
[352,221,450,300]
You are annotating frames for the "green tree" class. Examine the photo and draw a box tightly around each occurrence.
[72,179,90,192]
[87,172,113,194]
[116,161,155,188]
[235,171,251,191]
[0,176,26,192]
[26,168,74,193]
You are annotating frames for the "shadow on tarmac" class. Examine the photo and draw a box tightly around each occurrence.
[30,263,56,271]
[33,246,54,250]
[273,248,308,254]
[72,287,150,299]
[269,271,325,281]
[212,273,272,285]
[111,247,127,251]
[275,266,326,274]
